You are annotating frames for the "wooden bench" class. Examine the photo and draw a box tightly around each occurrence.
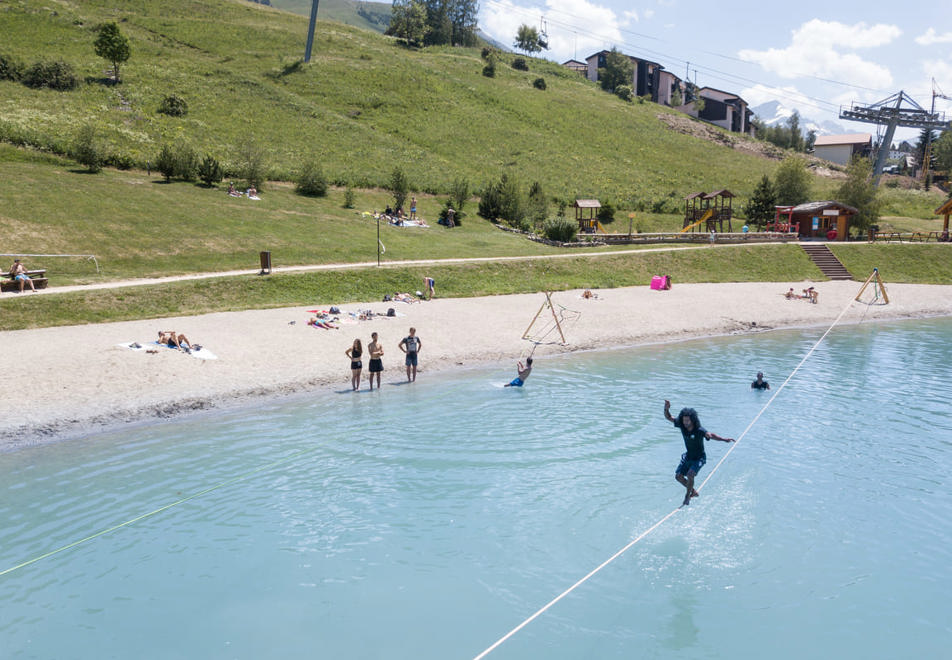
[873,232,903,243]
[1,269,48,292]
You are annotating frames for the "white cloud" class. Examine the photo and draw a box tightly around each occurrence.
[741,83,816,108]
[622,9,639,24]
[482,0,624,62]
[915,28,952,46]
[737,19,900,88]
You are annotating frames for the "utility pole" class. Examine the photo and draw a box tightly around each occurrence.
[304,0,320,63]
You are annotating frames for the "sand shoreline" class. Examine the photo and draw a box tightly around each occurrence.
[4,281,951,452]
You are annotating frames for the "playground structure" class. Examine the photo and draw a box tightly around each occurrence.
[575,199,605,234]
[681,190,734,233]
[855,268,889,305]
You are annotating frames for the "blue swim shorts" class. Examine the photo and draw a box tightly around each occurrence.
[405,352,418,367]
[508,377,524,387]
[676,453,706,477]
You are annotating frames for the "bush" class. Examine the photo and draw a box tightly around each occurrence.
[22,60,78,90]
[296,161,328,197]
[543,217,577,242]
[236,137,267,190]
[481,47,493,59]
[344,187,356,208]
[0,53,24,81]
[71,124,102,173]
[482,61,496,77]
[158,94,188,117]
[198,154,223,186]
[614,85,633,102]
[512,57,528,71]
[478,173,523,226]
[533,77,546,90]
[439,200,463,226]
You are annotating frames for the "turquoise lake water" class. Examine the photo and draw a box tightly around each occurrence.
[2,318,951,659]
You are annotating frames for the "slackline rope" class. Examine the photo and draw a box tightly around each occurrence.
[0,446,316,578]
[473,290,862,660]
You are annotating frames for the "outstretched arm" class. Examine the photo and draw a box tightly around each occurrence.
[664,399,674,423]
[706,432,735,443]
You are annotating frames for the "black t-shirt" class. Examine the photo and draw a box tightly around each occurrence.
[674,418,708,460]
[751,379,769,390]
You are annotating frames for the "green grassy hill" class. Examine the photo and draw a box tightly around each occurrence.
[0,0,826,204]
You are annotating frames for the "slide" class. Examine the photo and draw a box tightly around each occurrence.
[680,208,714,233]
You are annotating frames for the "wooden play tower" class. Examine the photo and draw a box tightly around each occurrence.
[682,190,734,233]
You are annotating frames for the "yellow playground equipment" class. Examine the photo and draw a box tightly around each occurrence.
[682,190,734,233]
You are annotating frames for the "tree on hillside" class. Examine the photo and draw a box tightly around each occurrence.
[389,167,409,212]
[598,48,633,94]
[916,128,938,189]
[774,156,811,206]
[744,174,776,229]
[387,0,429,47]
[94,22,131,84]
[788,111,803,152]
[72,124,103,173]
[514,25,543,55]
[933,130,952,175]
[422,0,453,46]
[835,156,881,235]
[449,0,479,47]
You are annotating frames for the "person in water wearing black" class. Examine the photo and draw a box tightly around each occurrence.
[664,400,734,506]
[751,372,770,390]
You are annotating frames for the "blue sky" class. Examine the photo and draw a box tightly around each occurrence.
[479,0,952,142]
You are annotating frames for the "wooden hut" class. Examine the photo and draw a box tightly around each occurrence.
[575,199,602,233]
[786,201,857,241]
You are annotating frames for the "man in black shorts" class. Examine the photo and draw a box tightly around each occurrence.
[664,400,734,506]
[398,327,422,382]
[368,332,384,391]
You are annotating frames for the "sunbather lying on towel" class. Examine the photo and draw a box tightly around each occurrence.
[308,316,339,329]
[158,330,194,352]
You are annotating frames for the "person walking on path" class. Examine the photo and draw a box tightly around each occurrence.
[398,327,422,382]
[368,332,384,391]
[346,338,363,391]
[663,400,734,506]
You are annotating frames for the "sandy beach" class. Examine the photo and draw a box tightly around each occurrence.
[3,280,951,451]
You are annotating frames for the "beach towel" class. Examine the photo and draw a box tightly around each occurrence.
[118,341,218,360]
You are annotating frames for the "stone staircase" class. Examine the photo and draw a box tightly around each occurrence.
[800,243,853,280]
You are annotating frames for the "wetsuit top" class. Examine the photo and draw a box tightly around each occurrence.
[673,418,708,460]
[751,379,769,390]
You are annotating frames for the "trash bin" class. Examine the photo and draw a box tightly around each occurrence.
[259,251,272,275]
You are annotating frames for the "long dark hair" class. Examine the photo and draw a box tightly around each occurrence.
[678,407,700,429]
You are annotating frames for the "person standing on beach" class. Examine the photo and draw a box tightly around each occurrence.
[398,327,421,382]
[410,197,417,220]
[423,276,435,300]
[751,372,770,390]
[346,338,363,391]
[368,332,384,391]
[664,400,734,506]
[504,358,532,387]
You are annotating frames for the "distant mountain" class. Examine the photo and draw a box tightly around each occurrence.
[751,100,846,137]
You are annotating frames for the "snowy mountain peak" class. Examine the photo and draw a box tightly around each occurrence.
[750,101,845,137]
